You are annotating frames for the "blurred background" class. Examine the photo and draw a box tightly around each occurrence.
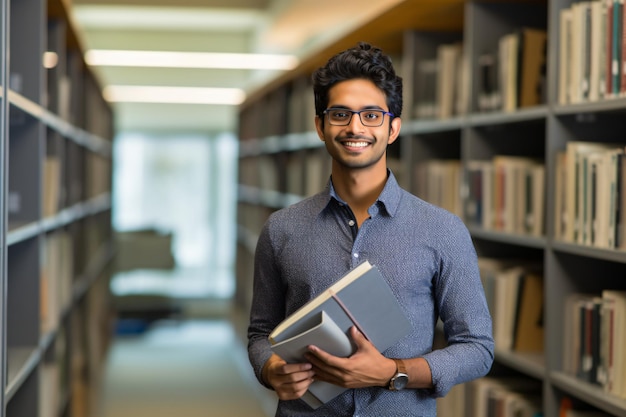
[66,1,399,416]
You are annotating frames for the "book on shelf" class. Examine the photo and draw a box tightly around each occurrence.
[414,159,462,218]
[611,0,622,96]
[466,160,495,230]
[477,52,501,112]
[436,381,466,417]
[436,43,463,119]
[269,260,412,409]
[467,376,542,417]
[492,155,544,235]
[513,272,544,352]
[584,148,624,248]
[559,0,626,103]
[599,290,626,398]
[563,142,621,244]
[559,7,574,104]
[43,156,61,217]
[517,27,548,108]
[466,156,545,237]
[589,0,607,101]
[499,32,519,112]
[561,291,626,394]
[480,26,546,112]
[619,151,626,249]
[577,297,602,384]
[478,258,543,353]
[414,58,438,119]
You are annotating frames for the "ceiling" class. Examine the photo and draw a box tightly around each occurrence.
[69,0,403,136]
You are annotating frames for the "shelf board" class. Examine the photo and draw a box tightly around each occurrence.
[554,97,626,117]
[468,106,548,127]
[8,90,112,156]
[468,226,547,249]
[7,193,112,246]
[6,222,40,246]
[494,349,545,380]
[403,117,466,135]
[240,132,324,157]
[551,371,626,417]
[551,240,626,264]
[5,346,39,402]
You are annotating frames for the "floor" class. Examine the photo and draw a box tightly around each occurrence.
[97,270,278,417]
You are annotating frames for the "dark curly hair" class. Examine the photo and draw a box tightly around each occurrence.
[312,42,403,123]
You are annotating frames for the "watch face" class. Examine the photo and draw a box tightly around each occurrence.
[393,374,409,390]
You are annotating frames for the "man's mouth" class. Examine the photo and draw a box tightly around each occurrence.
[343,141,370,148]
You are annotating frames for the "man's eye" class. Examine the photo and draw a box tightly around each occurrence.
[332,111,349,118]
[363,112,380,120]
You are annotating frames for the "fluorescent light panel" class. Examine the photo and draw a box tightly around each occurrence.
[103,85,246,105]
[85,49,299,70]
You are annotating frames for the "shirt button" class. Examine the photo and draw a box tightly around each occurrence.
[353,253,359,258]
[348,220,355,227]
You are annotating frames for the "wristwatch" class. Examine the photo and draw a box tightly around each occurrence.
[388,358,409,391]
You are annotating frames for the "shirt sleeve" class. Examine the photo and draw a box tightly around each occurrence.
[421,215,495,397]
[247,216,286,388]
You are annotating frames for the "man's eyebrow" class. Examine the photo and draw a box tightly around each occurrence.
[327,105,385,110]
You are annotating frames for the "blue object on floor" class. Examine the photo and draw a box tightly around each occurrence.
[115,318,150,335]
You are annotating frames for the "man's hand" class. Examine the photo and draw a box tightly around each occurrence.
[304,326,397,389]
[263,354,316,401]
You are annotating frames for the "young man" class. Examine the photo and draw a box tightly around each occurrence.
[247,42,494,416]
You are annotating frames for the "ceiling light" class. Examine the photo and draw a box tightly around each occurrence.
[103,85,246,105]
[85,50,299,71]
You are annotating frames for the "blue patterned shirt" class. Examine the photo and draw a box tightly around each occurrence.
[247,171,494,417]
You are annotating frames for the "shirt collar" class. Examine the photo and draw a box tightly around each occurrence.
[320,169,402,217]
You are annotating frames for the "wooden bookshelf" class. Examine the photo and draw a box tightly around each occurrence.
[236,0,626,416]
[0,0,116,416]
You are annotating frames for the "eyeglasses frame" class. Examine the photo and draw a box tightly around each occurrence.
[322,107,395,127]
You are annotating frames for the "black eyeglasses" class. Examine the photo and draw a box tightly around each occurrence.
[323,108,394,127]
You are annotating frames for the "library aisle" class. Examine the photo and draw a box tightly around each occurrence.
[97,300,276,417]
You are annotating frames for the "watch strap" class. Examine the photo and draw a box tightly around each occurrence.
[388,358,409,390]
[392,358,407,375]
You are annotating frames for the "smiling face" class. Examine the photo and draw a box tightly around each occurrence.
[315,79,401,172]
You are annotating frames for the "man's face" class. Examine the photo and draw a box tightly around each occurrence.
[315,79,401,171]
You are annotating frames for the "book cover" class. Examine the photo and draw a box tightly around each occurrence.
[269,260,412,408]
[518,27,547,108]
[513,273,544,352]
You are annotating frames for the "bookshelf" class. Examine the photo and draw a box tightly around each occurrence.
[1,0,115,416]
[236,0,626,415]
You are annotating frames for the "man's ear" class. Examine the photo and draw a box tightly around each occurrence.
[315,115,325,141]
[388,117,401,145]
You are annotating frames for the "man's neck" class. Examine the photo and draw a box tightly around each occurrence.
[331,164,388,222]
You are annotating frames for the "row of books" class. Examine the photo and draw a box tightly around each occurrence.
[559,0,626,104]
[439,378,615,417]
[413,159,463,218]
[413,42,467,119]
[477,28,547,113]
[465,376,542,417]
[40,230,74,335]
[465,156,545,237]
[563,290,626,399]
[43,151,112,218]
[554,141,625,249]
[478,258,544,353]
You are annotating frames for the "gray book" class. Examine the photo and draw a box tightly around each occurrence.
[269,261,412,409]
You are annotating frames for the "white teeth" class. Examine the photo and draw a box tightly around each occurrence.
[344,141,369,147]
